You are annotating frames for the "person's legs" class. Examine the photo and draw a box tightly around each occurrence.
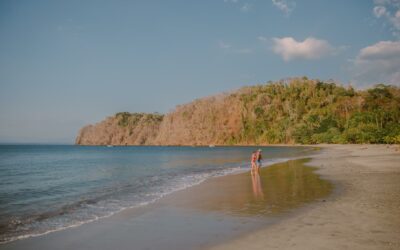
[251,161,256,172]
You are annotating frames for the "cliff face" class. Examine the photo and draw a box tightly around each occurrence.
[154,93,245,145]
[76,78,400,145]
[75,93,246,146]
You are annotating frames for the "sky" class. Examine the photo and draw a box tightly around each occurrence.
[0,0,399,143]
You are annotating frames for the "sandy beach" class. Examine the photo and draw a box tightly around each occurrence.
[207,144,400,250]
[1,144,399,250]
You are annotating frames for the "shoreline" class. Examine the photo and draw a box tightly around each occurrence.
[1,145,399,250]
[0,147,327,250]
[206,144,400,250]
[0,146,316,246]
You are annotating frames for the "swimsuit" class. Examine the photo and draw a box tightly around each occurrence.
[251,153,257,163]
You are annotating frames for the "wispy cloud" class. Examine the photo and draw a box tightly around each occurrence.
[270,37,335,61]
[373,0,400,38]
[373,5,387,18]
[219,40,232,49]
[218,40,253,54]
[257,36,268,42]
[271,0,296,16]
[235,48,253,54]
[240,3,252,12]
[351,40,400,86]
[223,0,252,13]
[56,19,84,35]
[374,0,400,8]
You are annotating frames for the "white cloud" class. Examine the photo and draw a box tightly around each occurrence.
[352,40,400,86]
[240,3,252,12]
[271,37,335,61]
[219,40,231,49]
[373,6,387,17]
[271,0,296,16]
[374,0,400,7]
[358,40,400,59]
[373,0,400,37]
[393,10,400,29]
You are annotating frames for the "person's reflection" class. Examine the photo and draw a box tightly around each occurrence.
[251,170,264,200]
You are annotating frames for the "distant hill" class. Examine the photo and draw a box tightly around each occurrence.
[75,78,400,145]
[75,112,163,145]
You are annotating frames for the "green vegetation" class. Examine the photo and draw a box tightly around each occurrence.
[116,112,164,127]
[231,78,400,144]
[85,78,399,146]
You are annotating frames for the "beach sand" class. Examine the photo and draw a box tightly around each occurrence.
[207,144,400,250]
[1,145,399,250]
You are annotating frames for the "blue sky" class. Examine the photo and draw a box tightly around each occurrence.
[1,0,399,143]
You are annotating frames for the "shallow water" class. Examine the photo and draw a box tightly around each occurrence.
[0,157,333,250]
[171,158,333,217]
[0,145,313,243]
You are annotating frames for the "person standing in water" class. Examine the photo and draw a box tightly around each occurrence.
[251,150,257,172]
[256,149,262,171]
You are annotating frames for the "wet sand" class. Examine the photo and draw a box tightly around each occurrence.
[1,157,331,250]
[207,144,400,250]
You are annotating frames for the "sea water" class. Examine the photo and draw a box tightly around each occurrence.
[0,145,313,243]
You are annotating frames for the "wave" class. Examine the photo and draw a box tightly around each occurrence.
[0,154,308,244]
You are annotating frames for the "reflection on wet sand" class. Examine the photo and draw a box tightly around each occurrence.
[251,171,264,200]
[170,158,332,217]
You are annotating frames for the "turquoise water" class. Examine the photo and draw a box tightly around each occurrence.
[0,145,313,243]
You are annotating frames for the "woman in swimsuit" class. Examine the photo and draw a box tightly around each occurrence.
[251,151,257,172]
[256,149,262,171]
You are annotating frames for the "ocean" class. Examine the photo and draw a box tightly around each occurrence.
[0,145,313,243]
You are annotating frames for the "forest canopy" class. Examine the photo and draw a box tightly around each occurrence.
[232,79,400,144]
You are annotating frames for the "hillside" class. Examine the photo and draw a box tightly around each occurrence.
[75,112,163,145]
[75,78,400,145]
